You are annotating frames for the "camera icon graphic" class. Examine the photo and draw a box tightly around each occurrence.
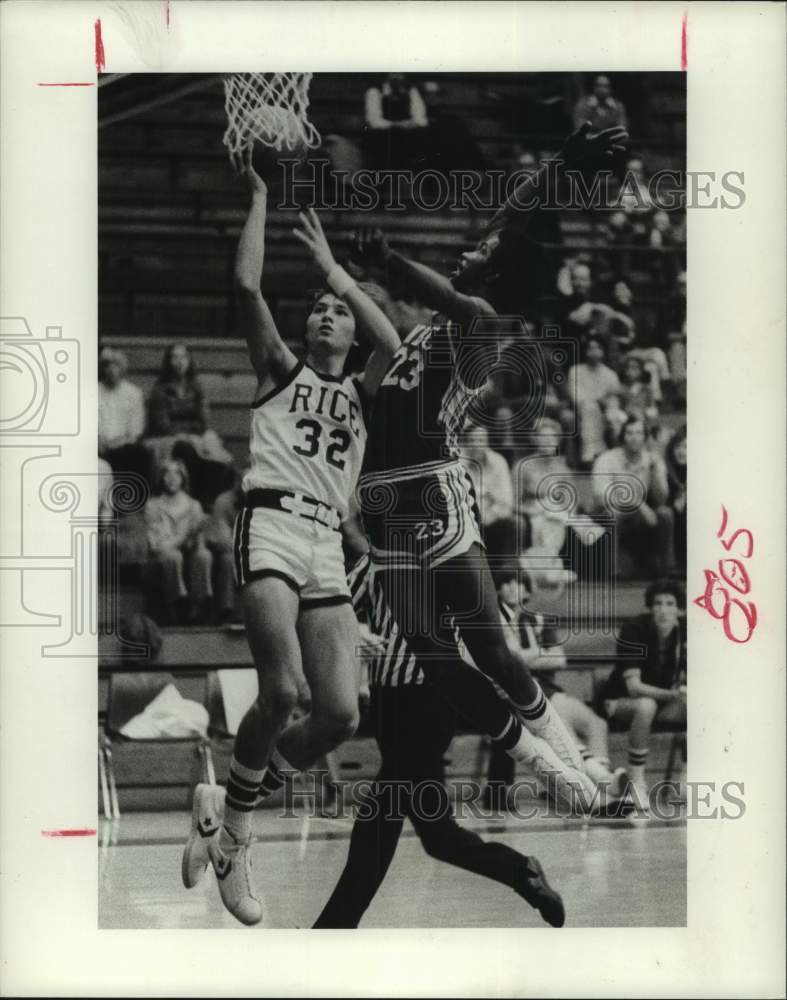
[0,317,80,436]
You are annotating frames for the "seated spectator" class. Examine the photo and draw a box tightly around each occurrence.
[598,579,687,811]
[618,354,660,430]
[559,265,634,365]
[662,270,687,400]
[608,280,670,402]
[363,73,429,170]
[599,211,635,281]
[98,347,153,487]
[203,480,244,625]
[618,156,654,217]
[591,416,674,577]
[605,279,637,362]
[665,425,687,573]
[144,459,212,625]
[459,423,514,529]
[514,419,576,553]
[649,210,684,286]
[572,74,628,132]
[565,335,622,466]
[145,342,235,509]
[483,566,628,811]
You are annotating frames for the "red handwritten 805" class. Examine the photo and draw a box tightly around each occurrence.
[694,506,757,643]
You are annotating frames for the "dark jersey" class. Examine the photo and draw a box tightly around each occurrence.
[601,615,687,701]
[361,319,485,482]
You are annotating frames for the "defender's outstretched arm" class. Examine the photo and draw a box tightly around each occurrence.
[489,122,628,232]
[353,228,495,328]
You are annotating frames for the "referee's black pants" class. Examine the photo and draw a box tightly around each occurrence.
[313,684,533,928]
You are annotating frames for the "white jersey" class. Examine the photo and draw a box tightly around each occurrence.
[243,360,367,520]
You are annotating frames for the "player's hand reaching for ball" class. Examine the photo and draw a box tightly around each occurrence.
[292,207,337,275]
[233,143,268,197]
[350,227,391,270]
[561,121,628,166]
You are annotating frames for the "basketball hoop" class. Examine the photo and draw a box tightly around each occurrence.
[222,73,321,161]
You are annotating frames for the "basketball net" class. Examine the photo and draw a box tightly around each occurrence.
[222,73,321,159]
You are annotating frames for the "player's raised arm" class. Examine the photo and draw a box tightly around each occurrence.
[233,146,298,385]
[489,122,628,232]
[352,227,495,328]
[292,208,400,398]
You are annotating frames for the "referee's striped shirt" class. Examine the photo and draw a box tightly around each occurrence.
[348,555,550,690]
[349,553,423,688]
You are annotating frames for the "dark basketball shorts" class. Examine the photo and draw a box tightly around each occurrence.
[357,460,483,569]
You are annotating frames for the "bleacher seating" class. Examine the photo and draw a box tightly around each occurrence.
[97,73,687,812]
[99,71,686,342]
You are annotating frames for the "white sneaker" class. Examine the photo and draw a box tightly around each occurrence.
[522,703,583,771]
[208,827,263,926]
[511,730,598,814]
[182,783,225,889]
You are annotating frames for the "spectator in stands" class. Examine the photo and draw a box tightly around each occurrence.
[572,75,628,132]
[605,279,637,363]
[663,269,687,401]
[559,264,634,364]
[591,415,674,577]
[665,425,687,573]
[146,343,235,509]
[565,335,622,466]
[648,209,679,250]
[144,459,213,625]
[648,210,684,287]
[515,418,576,553]
[98,346,152,487]
[363,73,429,170]
[459,423,514,530]
[203,480,244,625]
[483,566,628,811]
[608,279,670,403]
[618,156,654,216]
[618,354,660,431]
[598,578,687,812]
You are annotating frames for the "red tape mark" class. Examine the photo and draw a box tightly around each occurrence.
[95,17,106,73]
[681,12,688,70]
[41,828,97,838]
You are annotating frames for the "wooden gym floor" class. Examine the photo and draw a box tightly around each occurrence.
[99,809,686,929]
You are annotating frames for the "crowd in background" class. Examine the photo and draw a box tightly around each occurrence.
[98,71,688,805]
[99,71,686,627]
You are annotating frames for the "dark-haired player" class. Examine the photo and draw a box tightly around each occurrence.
[354,123,628,780]
[182,146,400,926]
